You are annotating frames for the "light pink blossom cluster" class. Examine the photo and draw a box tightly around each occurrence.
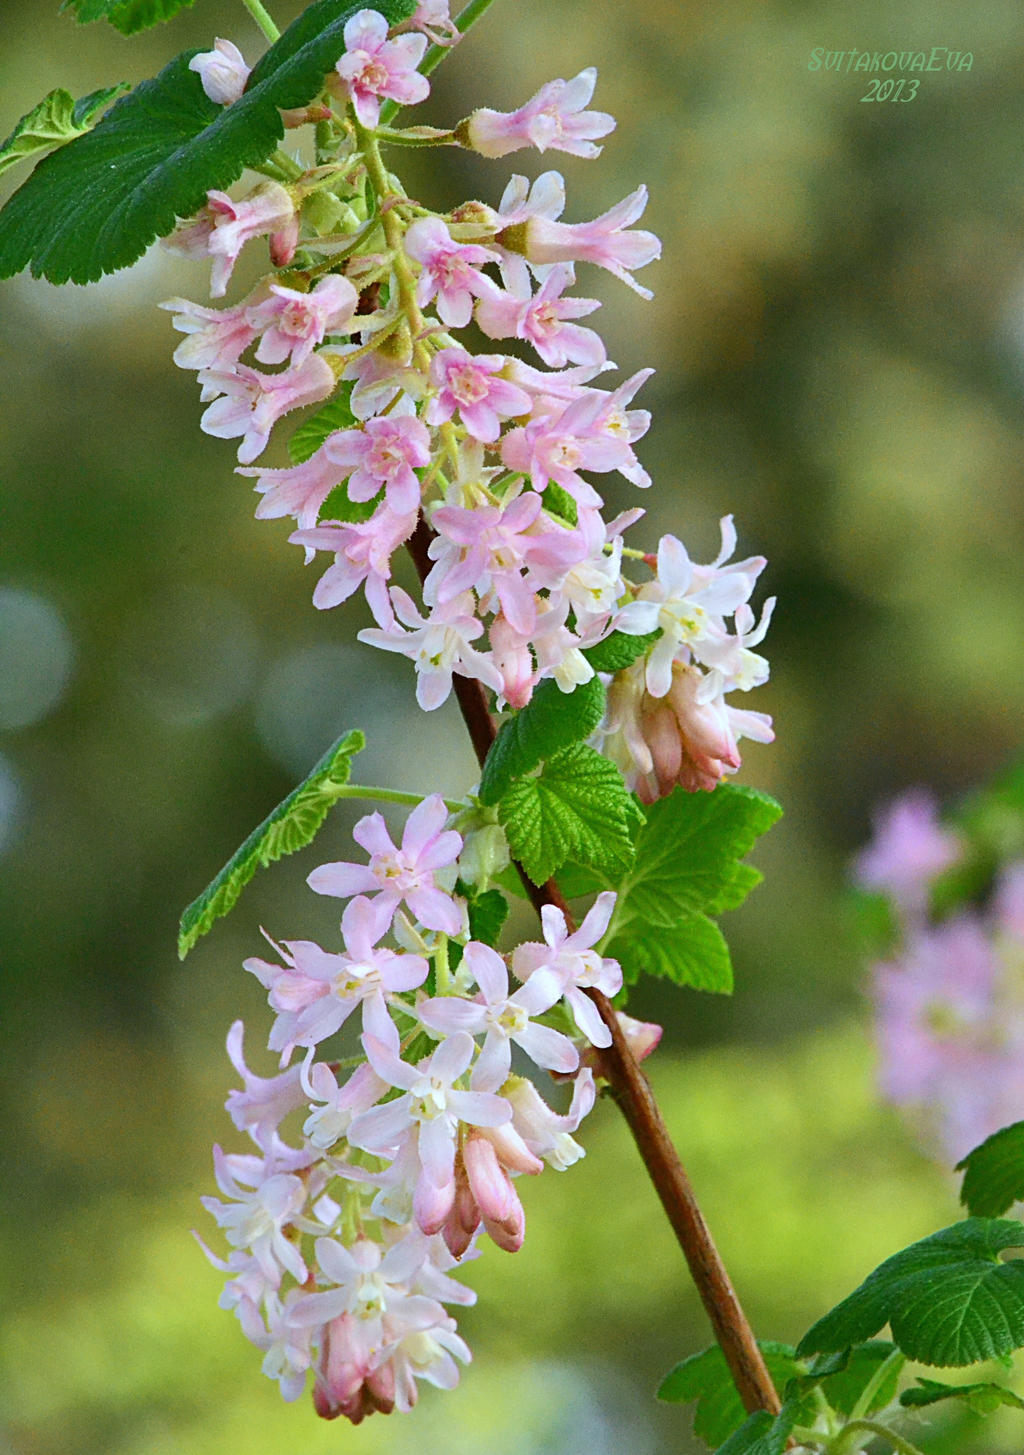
[857,790,1024,1160]
[163,6,773,790]
[201,793,655,1420]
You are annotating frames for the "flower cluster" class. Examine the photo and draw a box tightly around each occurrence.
[171,4,774,1422]
[201,793,657,1419]
[162,5,773,790]
[856,789,1024,1161]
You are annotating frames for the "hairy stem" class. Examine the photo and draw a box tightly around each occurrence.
[404,519,781,1418]
[832,1421,927,1455]
[327,783,464,812]
[240,0,280,43]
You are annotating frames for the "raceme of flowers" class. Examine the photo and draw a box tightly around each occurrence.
[171,4,774,1421]
[856,790,1024,1162]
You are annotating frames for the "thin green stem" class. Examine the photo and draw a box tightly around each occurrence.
[240,0,280,43]
[378,0,501,126]
[356,120,432,373]
[848,1350,905,1424]
[326,783,464,813]
[435,934,451,995]
[831,1420,927,1455]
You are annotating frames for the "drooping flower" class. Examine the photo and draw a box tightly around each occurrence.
[500,184,661,298]
[189,38,251,106]
[164,182,298,298]
[459,68,615,160]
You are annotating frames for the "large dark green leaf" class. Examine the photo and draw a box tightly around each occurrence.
[0,0,414,283]
[798,1219,1024,1367]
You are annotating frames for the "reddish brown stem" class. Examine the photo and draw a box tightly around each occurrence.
[405,520,780,1416]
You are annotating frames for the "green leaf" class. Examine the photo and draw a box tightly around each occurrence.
[581,628,661,674]
[610,914,733,993]
[797,1219,1024,1367]
[899,1377,1024,1414]
[62,0,199,33]
[0,84,130,179]
[713,1401,802,1455]
[658,1342,801,1448]
[957,1121,1024,1218]
[288,388,357,464]
[466,887,509,948]
[479,677,607,808]
[540,481,578,526]
[498,743,641,886]
[177,728,364,958]
[0,0,415,284]
[622,785,782,927]
[803,1341,904,1416]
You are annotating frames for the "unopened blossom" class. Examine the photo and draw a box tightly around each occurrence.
[460,67,615,160]
[335,9,430,128]
[322,414,431,515]
[164,181,298,298]
[419,940,578,1091]
[500,183,661,298]
[475,263,606,369]
[307,794,463,937]
[425,348,532,443]
[404,218,500,328]
[248,275,360,366]
[856,789,962,916]
[512,892,621,1047]
[199,353,335,464]
[189,38,251,105]
[291,505,417,623]
[445,1132,530,1253]
[359,587,504,710]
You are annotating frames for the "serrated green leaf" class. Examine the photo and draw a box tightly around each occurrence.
[62,0,199,33]
[581,628,661,674]
[178,728,364,958]
[957,1121,1024,1219]
[704,862,763,915]
[498,742,641,886]
[288,388,357,464]
[610,913,733,993]
[0,84,129,179]
[658,1342,800,1448]
[899,1377,1024,1414]
[0,0,415,284]
[622,785,782,927]
[797,1219,1024,1367]
[466,887,509,947]
[479,677,607,808]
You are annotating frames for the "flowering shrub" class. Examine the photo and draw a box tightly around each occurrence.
[7,0,1024,1449]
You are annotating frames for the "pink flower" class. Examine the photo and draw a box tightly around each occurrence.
[404,218,499,328]
[199,353,335,463]
[502,184,661,298]
[475,264,606,370]
[512,892,621,1047]
[188,38,251,105]
[358,587,504,709]
[403,0,458,46]
[159,293,260,371]
[307,794,463,937]
[247,275,360,366]
[461,67,615,160]
[856,789,962,915]
[164,181,298,298]
[425,349,532,443]
[322,414,431,515]
[444,1132,533,1254]
[335,9,430,128]
[239,437,349,536]
[350,1030,512,1233]
[499,1069,596,1169]
[291,505,416,623]
[202,1145,309,1284]
[224,1021,306,1149]
[419,941,577,1091]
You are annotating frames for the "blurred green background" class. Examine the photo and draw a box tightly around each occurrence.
[3,0,1024,1451]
